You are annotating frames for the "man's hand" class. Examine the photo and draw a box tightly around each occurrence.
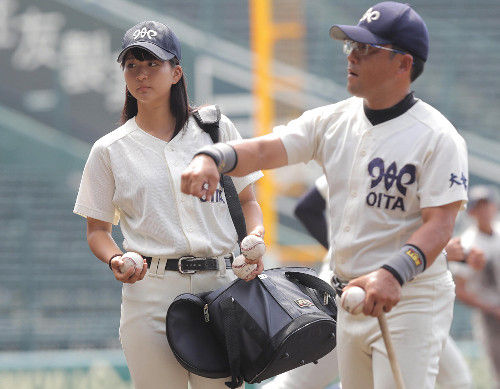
[181,155,220,200]
[445,237,465,262]
[346,268,402,317]
[466,247,486,271]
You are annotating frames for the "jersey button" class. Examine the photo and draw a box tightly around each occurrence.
[360,150,366,156]
[351,191,357,197]
[344,226,350,232]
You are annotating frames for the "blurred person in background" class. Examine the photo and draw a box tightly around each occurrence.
[447,185,500,389]
[262,175,339,389]
[73,21,264,389]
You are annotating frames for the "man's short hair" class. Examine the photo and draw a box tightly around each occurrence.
[392,46,425,82]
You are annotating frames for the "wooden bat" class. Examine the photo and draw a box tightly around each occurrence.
[378,313,406,389]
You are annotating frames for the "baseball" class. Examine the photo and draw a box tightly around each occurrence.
[340,286,366,315]
[232,254,257,280]
[240,235,266,261]
[119,252,144,273]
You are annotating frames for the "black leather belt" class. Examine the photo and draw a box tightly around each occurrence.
[144,255,233,274]
[332,275,348,297]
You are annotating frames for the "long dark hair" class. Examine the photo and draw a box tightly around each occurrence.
[119,48,194,136]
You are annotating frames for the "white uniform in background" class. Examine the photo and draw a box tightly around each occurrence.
[74,113,262,389]
[457,221,500,388]
[273,96,468,389]
[262,175,339,389]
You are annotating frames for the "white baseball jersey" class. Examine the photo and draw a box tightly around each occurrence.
[74,113,263,257]
[275,96,468,280]
[459,221,500,306]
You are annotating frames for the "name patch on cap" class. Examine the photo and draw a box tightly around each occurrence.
[133,27,158,40]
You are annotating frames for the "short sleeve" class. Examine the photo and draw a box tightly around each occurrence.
[273,110,321,166]
[219,114,263,193]
[418,130,468,209]
[73,141,120,224]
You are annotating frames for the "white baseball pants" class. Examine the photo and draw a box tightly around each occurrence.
[119,256,241,389]
[436,336,472,389]
[262,260,470,389]
[337,269,455,389]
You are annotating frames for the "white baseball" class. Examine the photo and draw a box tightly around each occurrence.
[119,252,144,273]
[231,254,257,280]
[240,235,266,261]
[340,286,366,315]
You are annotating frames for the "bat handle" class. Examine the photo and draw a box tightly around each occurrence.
[378,313,406,389]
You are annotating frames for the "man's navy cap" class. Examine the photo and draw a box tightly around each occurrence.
[330,2,429,62]
[117,21,181,63]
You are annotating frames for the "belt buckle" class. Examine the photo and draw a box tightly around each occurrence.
[178,256,196,274]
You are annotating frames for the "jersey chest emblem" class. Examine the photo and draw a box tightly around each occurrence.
[200,188,225,204]
[366,157,416,212]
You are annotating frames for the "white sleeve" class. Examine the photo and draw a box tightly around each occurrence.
[273,109,325,166]
[418,131,468,209]
[73,141,120,224]
[219,114,263,193]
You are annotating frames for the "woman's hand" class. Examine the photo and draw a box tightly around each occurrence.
[110,255,148,284]
[243,256,264,281]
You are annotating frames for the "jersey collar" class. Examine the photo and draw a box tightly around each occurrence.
[363,92,418,126]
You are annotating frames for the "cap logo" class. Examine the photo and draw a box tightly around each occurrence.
[360,7,380,23]
[132,27,158,40]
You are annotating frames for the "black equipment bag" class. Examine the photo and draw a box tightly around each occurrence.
[166,266,337,388]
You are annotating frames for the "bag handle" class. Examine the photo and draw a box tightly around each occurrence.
[285,271,336,295]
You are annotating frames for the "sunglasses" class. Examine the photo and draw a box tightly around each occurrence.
[343,40,409,57]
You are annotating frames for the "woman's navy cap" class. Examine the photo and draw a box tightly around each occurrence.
[330,2,429,62]
[117,21,182,63]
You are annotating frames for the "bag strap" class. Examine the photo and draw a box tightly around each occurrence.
[285,271,337,315]
[220,176,247,245]
[193,106,247,245]
[220,297,244,388]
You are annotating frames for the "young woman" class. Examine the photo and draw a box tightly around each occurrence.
[73,21,264,388]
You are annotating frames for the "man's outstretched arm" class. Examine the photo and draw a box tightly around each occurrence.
[181,134,288,200]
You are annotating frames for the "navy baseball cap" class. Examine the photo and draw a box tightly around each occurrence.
[117,21,181,63]
[330,2,429,62]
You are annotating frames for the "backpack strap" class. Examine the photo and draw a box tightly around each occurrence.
[193,106,247,245]
[192,105,221,143]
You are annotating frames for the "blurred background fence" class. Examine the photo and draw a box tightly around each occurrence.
[1,0,499,387]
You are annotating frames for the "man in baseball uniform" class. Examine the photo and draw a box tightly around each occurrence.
[449,185,500,388]
[181,2,468,388]
[264,175,473,389]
